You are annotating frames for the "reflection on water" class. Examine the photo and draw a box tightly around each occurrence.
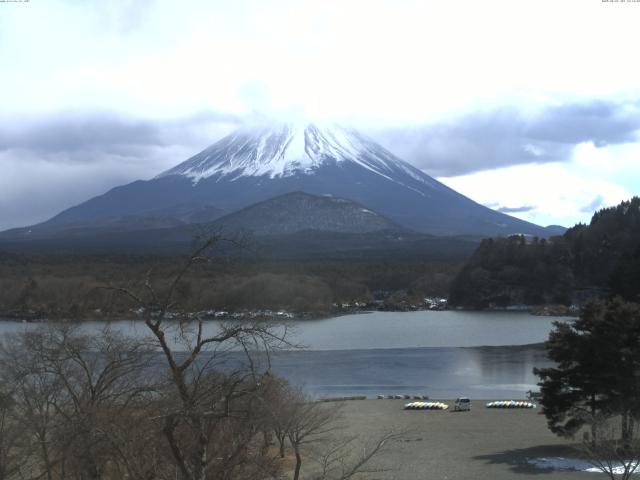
[472,345,548,390]
[0,311,561,398]
[269,345,552,399]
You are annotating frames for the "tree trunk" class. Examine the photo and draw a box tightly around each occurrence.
[621,410,632,449]
[293,447,302,480]
[590,394,597,446]
[163,416,191,480]
[81,451,100,480]
[193,420,208,480]
[39,436,54,480]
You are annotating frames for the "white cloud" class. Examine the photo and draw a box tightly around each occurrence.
[438,155,634,227]
[2,0,640,122]
[570,142,640,194]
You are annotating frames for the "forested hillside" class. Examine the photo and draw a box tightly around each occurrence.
[0,253,461,320]
[450,197,640,308]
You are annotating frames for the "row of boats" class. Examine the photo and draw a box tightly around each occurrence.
[404,402,449,410]
[485,400,537,409]
[402,400,538,410]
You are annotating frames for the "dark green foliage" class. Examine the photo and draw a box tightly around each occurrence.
[566,197,640,288]
[450,197,640,308]
[534,299,640,440]
[610,245,640,303]
[449,235,574,308]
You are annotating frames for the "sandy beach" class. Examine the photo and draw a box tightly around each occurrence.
[324,399,602,480]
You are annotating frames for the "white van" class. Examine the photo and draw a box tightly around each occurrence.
[454,397,471,411]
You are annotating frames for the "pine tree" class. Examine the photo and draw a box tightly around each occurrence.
[535,299,640,443]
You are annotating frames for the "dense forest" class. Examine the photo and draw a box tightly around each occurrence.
[450,197,640,308]
[0,252,461,320]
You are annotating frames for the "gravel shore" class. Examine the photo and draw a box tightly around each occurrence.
[329,399,600,479]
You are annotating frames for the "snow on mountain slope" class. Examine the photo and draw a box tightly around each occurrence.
[2,121,556,239]
[157,123,442,193]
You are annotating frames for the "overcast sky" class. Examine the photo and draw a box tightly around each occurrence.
[1,0,639,230]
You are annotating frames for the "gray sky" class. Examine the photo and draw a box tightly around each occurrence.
[1,0,639,230]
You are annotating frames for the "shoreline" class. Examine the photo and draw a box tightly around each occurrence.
[0,305,576,323]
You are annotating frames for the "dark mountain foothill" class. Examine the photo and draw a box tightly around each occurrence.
[210,191,404,235]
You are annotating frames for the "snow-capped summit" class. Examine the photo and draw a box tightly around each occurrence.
[157,122,440,191]
[6,121,558,239]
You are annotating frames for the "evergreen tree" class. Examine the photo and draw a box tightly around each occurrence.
[610,245,640,302]
[450,197,640,308]
[535,299,640,443]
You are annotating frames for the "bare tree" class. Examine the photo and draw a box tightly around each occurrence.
[0,389,22,480]
[5,363,62,480]
[257,375,294,459]
[1,328,71,480]
[309,430,404,480]
[0,325,158,480]
[108,234,291,480]
[257,379,405,480]
[284,391,343,480]
[581,414,640,480]
[281,392,405,480]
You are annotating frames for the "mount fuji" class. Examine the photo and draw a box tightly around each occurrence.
[1,122,562,249]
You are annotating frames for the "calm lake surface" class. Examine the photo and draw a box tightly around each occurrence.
[0,310,567,399]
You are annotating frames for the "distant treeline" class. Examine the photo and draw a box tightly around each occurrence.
[450,197,640,308]
[0,253,461,320]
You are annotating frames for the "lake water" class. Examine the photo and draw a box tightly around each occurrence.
[0,311,567,399]
[285,310,560,349]
[272,311,562,398]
